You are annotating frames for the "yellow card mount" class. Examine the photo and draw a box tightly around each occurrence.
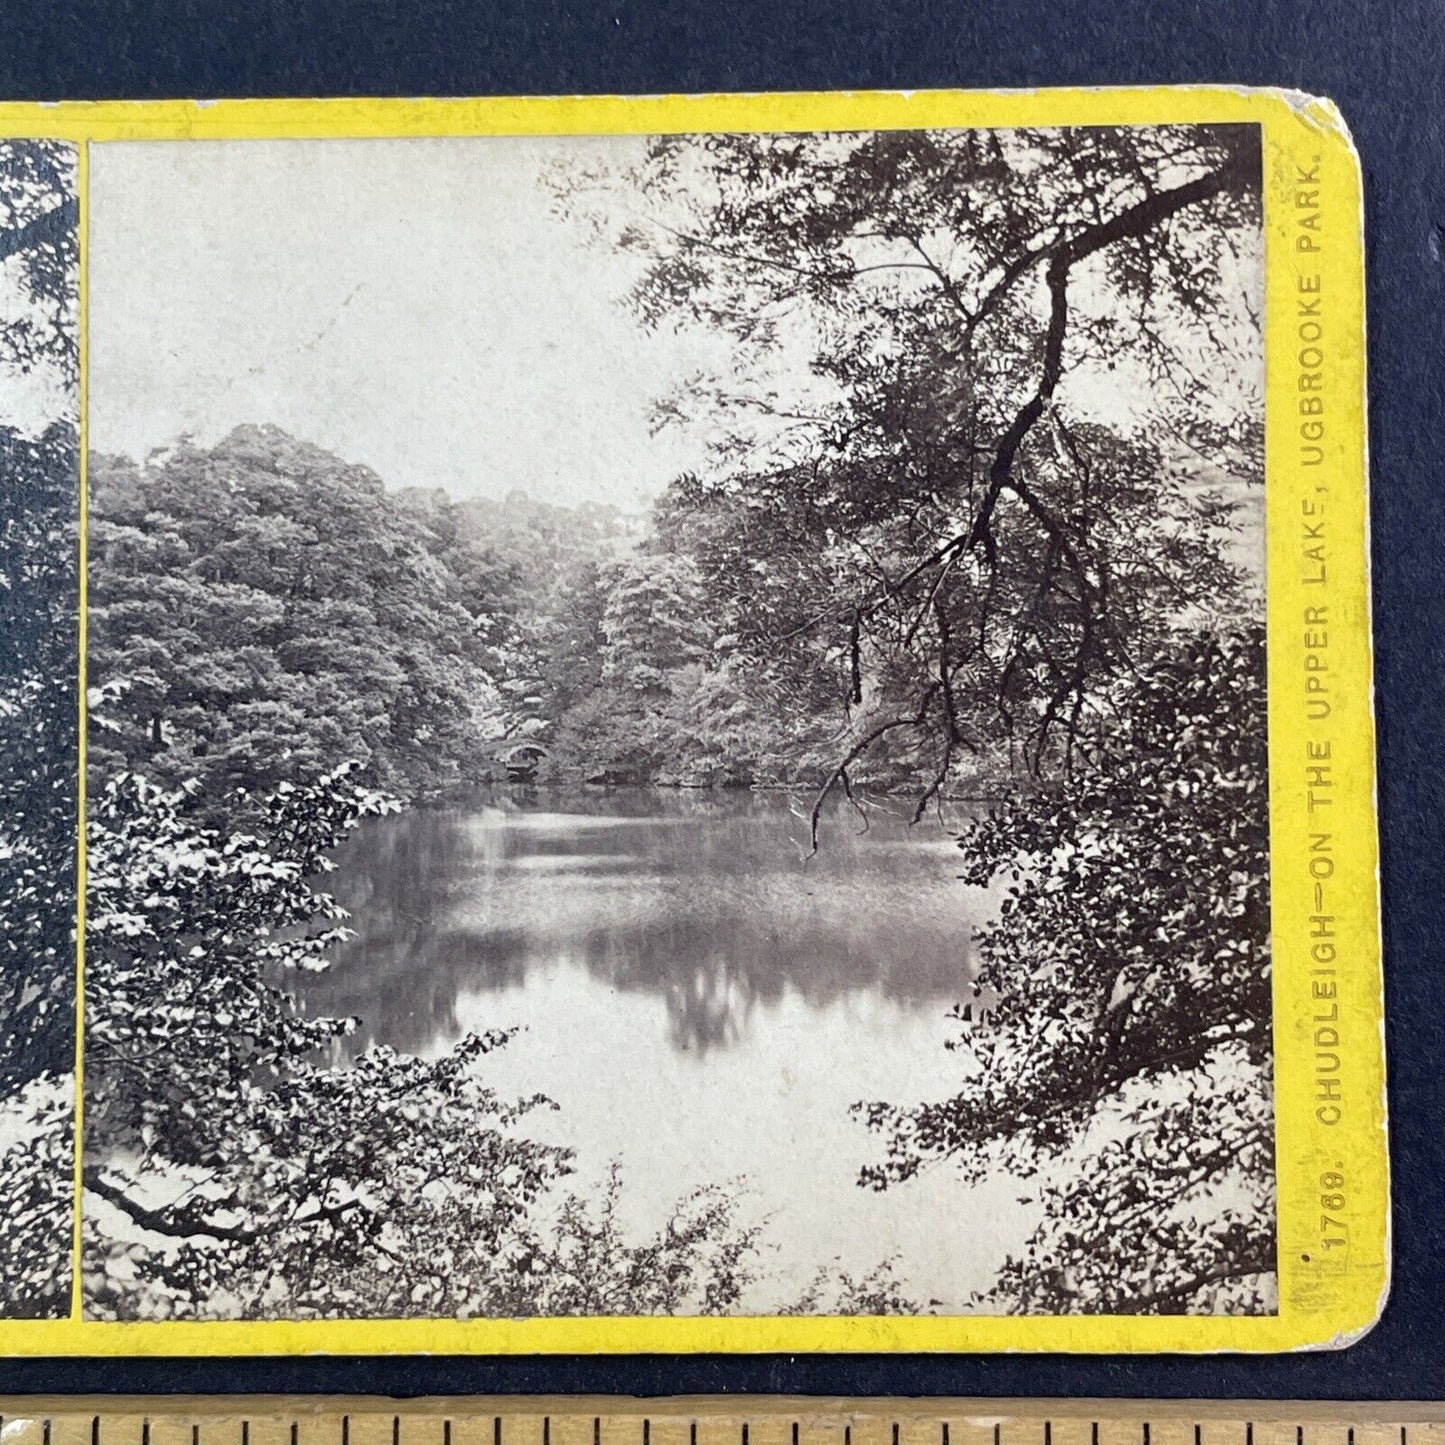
[0,85,1383,1356]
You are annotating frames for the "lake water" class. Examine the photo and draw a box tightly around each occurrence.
[295,786,1031,1311]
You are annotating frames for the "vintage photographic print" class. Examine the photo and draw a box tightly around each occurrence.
[73,120,1280,1325]
[0,137,80,1320]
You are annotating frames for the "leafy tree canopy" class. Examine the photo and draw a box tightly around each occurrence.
[89,427,533,815]
[78,123,1274,1320]
[0,137,78,1319]
[556,125,1264,833]
[83,765,898,1319]
[859,626,1274,1314]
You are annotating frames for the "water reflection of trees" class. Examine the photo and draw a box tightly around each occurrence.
[299,789,985,1058]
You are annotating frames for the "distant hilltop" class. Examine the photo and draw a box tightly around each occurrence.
[98,422,655,544]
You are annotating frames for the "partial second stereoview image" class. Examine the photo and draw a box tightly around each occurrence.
[0,137,79,1320]
[80,125,1273,1322]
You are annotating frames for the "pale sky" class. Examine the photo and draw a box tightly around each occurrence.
[89,137,737,510]
[87,134,1263,542]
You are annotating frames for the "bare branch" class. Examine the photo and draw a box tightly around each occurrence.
[808,685,939,853]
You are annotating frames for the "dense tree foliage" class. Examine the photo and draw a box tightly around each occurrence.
[83,766,774,1319]
[1,1070,74,1314]
[89,427,933,795]
[83,431,927,1316]
[81,122,1272,1317]
[860,627,1273,1313]
[544,126,1275,1312]
[1,425,78,1092]
[0,138,78,1318]
[557,124,1263,832]
[89,428,530,814]
[0,139,78,386]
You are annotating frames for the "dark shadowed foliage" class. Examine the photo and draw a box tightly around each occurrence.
[0,137,78,1319]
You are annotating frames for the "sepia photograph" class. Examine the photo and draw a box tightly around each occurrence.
[79,122,1274,1323]
[0,135,79,1320]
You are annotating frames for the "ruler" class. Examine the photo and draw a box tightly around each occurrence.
[0,1401,1436,1445]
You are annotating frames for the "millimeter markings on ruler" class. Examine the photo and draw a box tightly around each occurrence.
[0,1401,1438,1445]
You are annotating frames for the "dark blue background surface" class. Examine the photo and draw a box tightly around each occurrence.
[1,0,1441,1401]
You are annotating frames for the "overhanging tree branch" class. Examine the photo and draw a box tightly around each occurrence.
[1126,1257,1276,1314]
[85,1169,260,1244]
[808,684,940,852]
[966,153,1256,557]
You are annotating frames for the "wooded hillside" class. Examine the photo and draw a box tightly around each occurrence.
[80,122,1274,1320]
